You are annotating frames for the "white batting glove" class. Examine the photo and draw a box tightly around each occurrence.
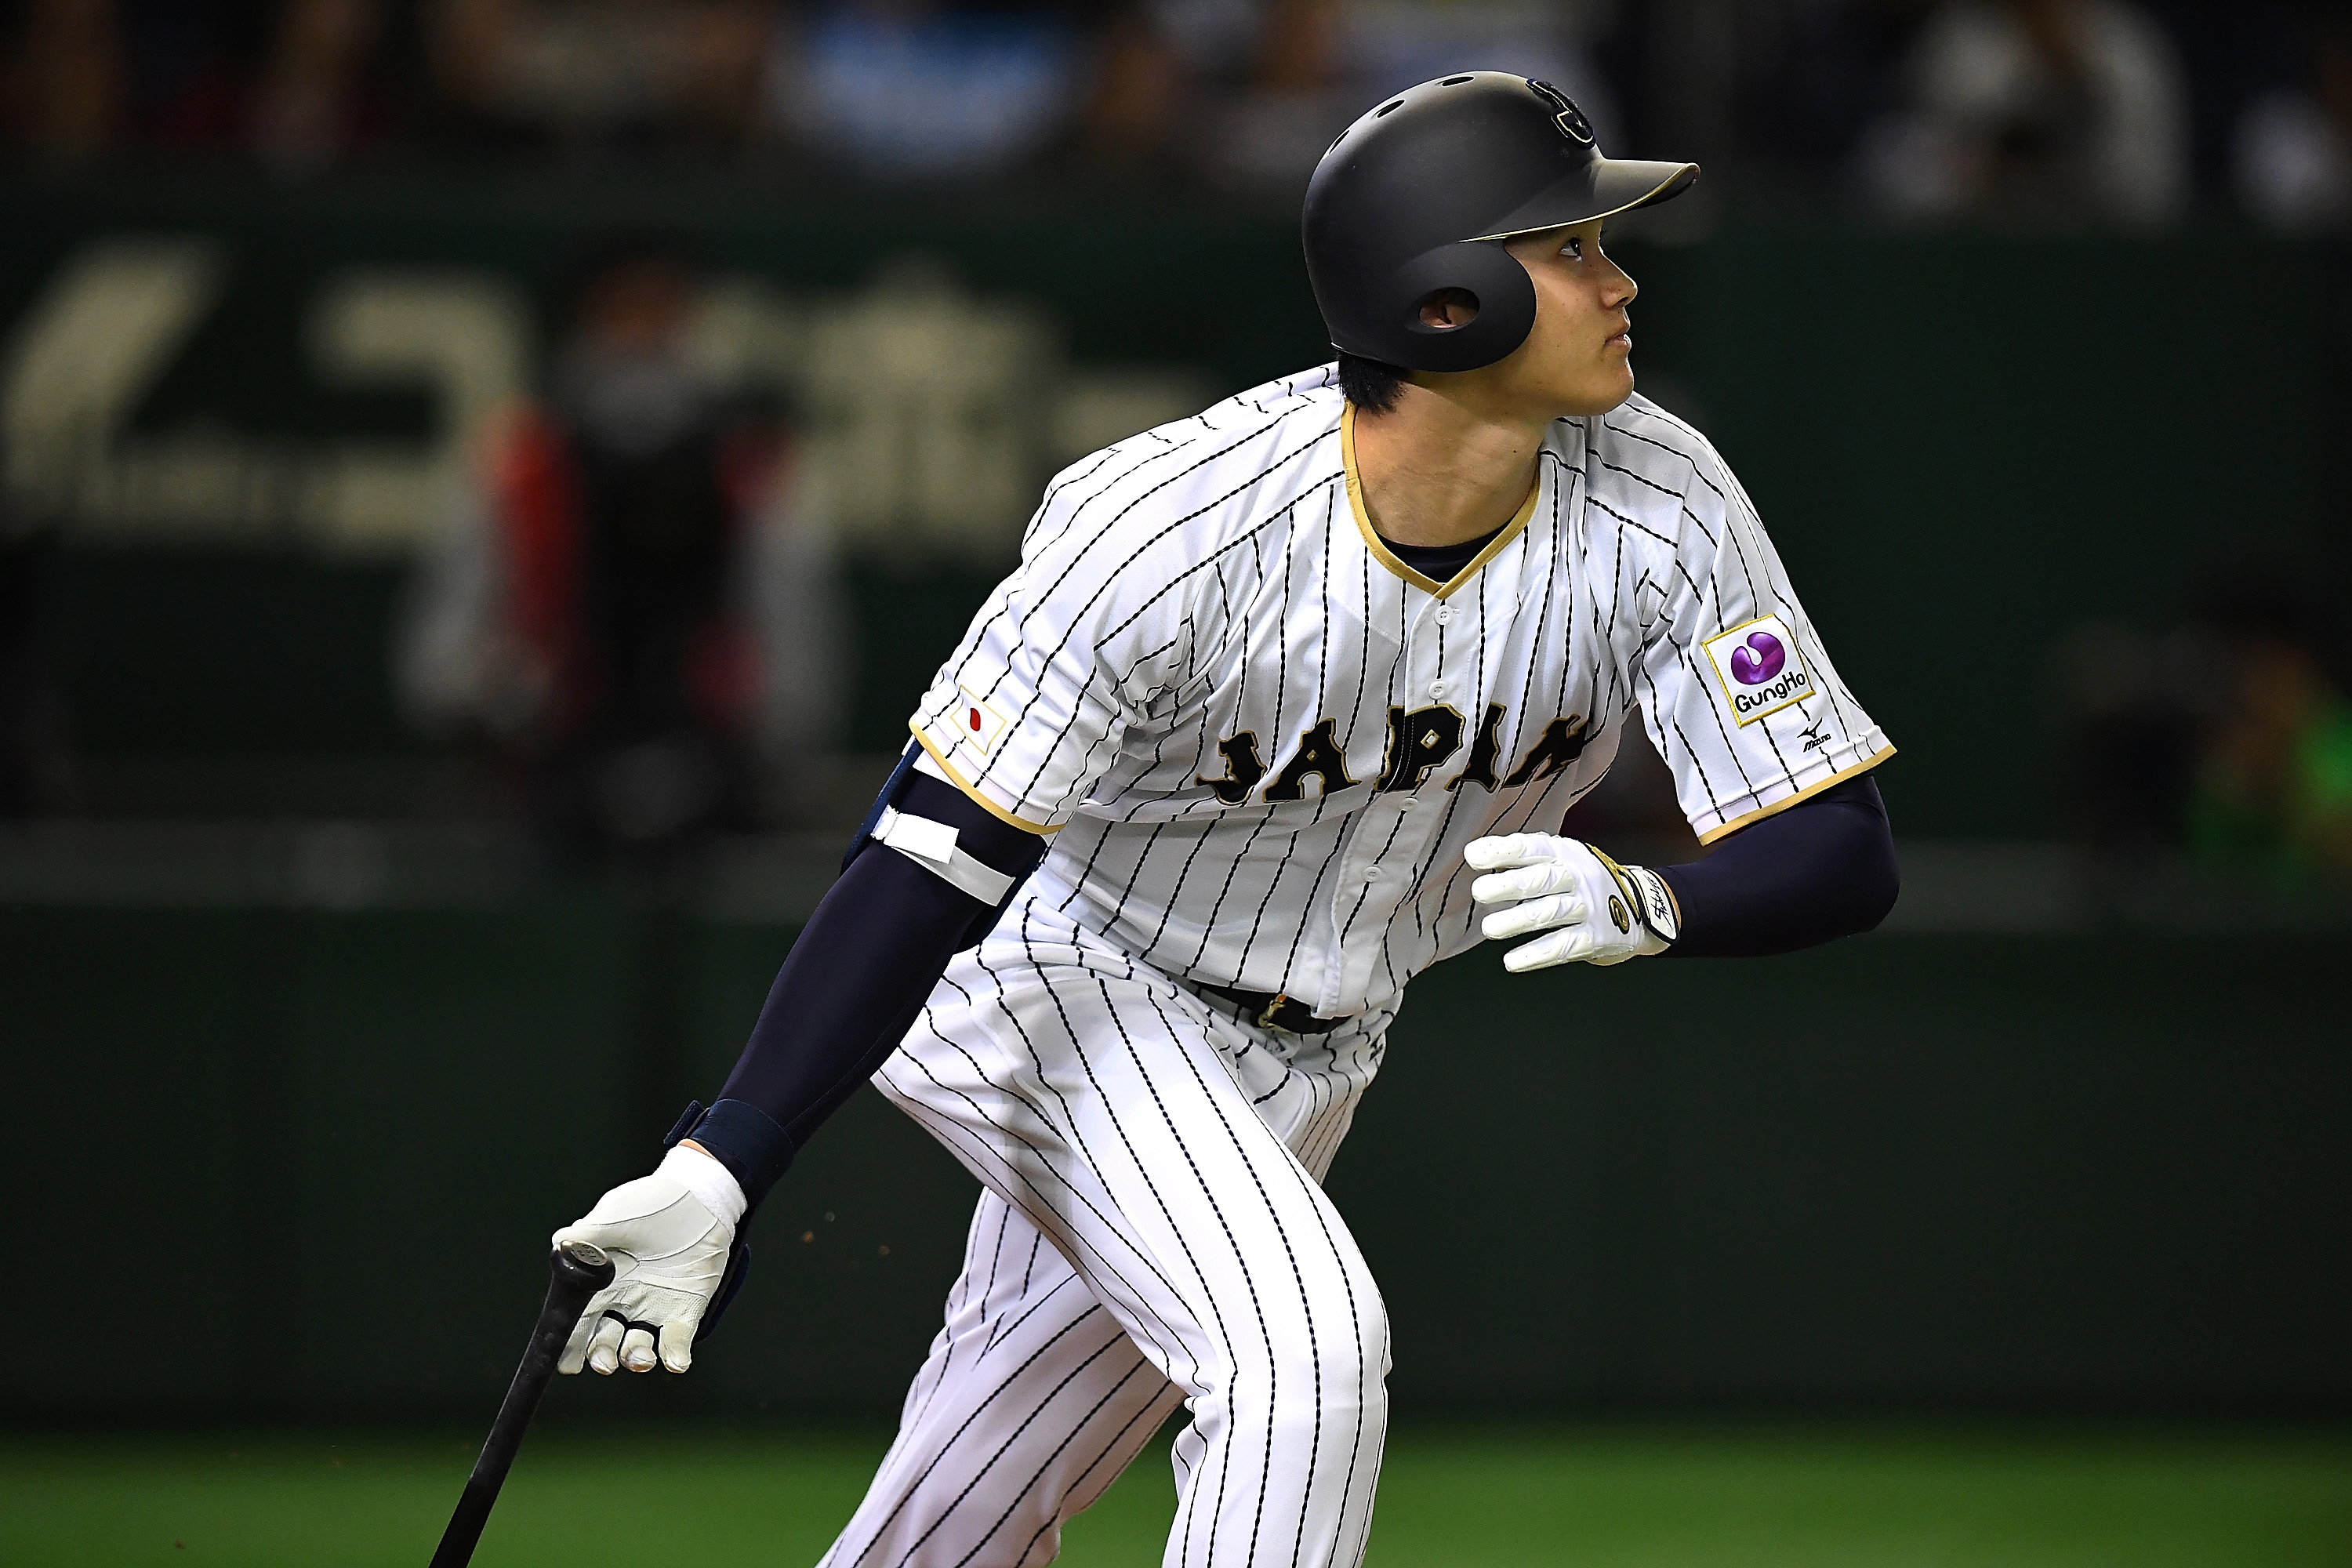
[1465,833,1681,971]
[552,1144,746,1376]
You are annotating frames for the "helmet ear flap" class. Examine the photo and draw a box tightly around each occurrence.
[1388,241,1537,372]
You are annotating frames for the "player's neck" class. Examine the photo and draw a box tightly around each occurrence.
[1348,385,1547,549]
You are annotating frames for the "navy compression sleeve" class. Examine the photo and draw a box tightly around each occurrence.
[1653,775,1898,957]
[689,770,1893,1200]
[686,770,1043,1207]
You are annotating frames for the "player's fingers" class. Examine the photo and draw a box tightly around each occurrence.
[1464,833,1552,871]
[584,1314,626,1376]
[1481,891,1583,941]
[557,1305,601,1375]
[619,1325,659,1374]
[657,1316,699,1374]
[1472,862,1573,905]
[1503,927,1592,973]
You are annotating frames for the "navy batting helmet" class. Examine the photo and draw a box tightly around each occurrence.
[1302,73,1699,372]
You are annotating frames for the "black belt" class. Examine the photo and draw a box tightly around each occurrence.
[1198,983,1344,1034]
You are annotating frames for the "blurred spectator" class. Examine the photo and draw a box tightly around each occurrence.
[1857,0,2188,228]
[119,0,266,148]
[429,0,767,152]
[249,0,392,173]
[1740,0,1936,184]
[11,0,124,156]
[399,238,844,858]
[764,0,1082,179]
[5,0,304,157]
[2056,618,2214,862]
[1145,0,1256,78]
[2232,13,2351,232]
[1201,0,1350,186]
[2060,586,2352,885]
[1070,5,1189,174]
[1206,0,1620,188]
[1343,0,1614,120]
[2187,597,2352,882]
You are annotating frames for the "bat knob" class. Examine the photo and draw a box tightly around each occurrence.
[550,1240,617,1295]
[557,1239,608,1269]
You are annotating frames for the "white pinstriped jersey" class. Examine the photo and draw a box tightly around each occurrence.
[911,364,1893,1018]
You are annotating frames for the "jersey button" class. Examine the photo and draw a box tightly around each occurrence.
[1428,681,1447,698]
[1432,607,1453,625]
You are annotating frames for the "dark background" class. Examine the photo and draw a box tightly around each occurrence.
[9,183,2343,831]
[1,0,2349,1432]
[6,905,2345,1421]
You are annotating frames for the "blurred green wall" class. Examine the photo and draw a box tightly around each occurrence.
[2,182,2345,1425]
[5,179,2344,835]
[3,906,2343,1422]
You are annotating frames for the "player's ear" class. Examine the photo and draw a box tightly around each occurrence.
[1416,289,1478,330]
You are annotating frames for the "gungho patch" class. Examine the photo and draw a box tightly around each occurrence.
[1702,614,1813,728]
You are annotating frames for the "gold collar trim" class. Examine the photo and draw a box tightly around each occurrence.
[1341,401,1543,601]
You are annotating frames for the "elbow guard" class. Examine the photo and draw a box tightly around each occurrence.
[845,742,1047,946]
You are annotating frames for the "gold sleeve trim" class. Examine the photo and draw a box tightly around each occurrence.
[1341,402,1541,602]
[909,724,1062,835]
[1693,745,1895,845]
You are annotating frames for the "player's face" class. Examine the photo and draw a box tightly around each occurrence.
[1490,220,1639,417]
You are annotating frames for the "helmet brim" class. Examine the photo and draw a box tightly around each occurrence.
[1465,158,1700,243]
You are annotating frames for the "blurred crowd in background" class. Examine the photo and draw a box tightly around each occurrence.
[0,0,2346,228]
[0,0,2348,893]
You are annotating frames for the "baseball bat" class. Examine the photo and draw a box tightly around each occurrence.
[428,1240,616,1568]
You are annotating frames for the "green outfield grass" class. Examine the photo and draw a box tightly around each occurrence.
[4,1425,2347,1567]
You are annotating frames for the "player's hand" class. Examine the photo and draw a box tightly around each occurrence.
[1465,833,1679,971]
[552,1145,743,1376]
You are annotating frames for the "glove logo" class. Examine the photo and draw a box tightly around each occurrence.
[1702,614,1813,728]
[1607,894,1629,933]
[1526,80,1595,147]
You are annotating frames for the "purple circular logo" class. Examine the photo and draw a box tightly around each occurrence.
[1729,631,1785,686]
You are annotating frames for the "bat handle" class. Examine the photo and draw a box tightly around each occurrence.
[428,1242,618,1568]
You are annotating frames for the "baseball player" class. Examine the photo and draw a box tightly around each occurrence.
[545,72,1898,1568]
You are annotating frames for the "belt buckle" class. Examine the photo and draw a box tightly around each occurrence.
[1255,992,1296,1031]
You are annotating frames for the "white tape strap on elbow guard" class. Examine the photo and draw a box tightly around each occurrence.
[873,807,1015,905]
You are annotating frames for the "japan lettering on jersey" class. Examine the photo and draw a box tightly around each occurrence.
[911,365,1893,1018]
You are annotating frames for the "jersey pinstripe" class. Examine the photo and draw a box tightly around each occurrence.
[911,363,1893,1020]
[836,365,1893,1568]
[838,898,1393,1568]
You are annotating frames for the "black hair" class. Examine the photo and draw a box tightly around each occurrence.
[1337,352,1406,415]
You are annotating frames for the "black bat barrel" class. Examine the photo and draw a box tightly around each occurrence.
[429,1240,616,1568]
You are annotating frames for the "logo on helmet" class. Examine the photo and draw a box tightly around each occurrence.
[1526,80,1595,147]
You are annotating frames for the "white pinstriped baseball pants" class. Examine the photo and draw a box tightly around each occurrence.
[822,891,1396,1568]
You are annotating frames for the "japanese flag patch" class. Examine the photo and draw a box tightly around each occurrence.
[954,686,1011,756]
[1701,614,1813,727]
